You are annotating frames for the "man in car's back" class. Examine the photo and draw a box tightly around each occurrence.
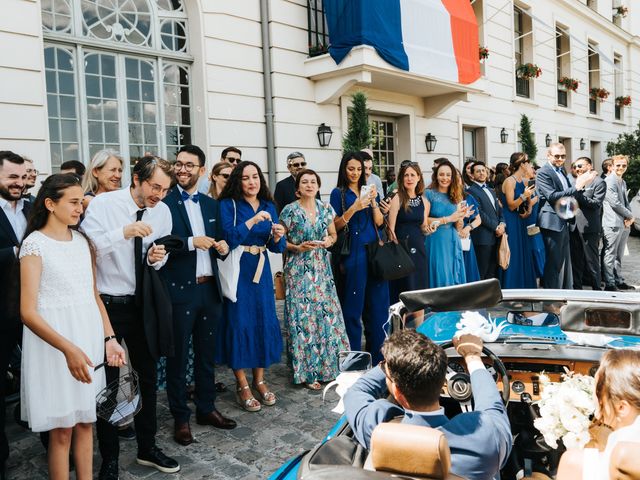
[344,330,512,480]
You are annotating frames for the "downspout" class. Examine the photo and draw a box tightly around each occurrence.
[260,0,276,188]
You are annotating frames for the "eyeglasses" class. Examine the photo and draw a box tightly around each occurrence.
[290,162,307,168]
[552,154,567,160]
[225,156,241,164]
[144,180,169,195]
[174,161,198,172]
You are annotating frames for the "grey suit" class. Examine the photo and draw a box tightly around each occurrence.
[602,175,633,287]
[344,366,512,480]
[575,176,606,289]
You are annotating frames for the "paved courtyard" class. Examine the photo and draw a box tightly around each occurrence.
[5,236,640,479]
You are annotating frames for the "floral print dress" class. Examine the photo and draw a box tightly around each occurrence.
[280,200,350,384]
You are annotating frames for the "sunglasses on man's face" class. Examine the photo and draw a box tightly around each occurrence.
[226,157,241,164]
[552,154,567,160]
[290,162,307,168]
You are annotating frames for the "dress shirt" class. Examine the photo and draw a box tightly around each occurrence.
[552,165,570,189]
[177,185,213,278]
[81,188,172,296]
[0,198,27,247]
[473,181,496,209]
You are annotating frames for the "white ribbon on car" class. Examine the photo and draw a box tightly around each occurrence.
[454,311,507,342]
[322,371,364,414]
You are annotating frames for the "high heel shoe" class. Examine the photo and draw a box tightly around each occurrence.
[252,380,276,406]
[235,384,261,412]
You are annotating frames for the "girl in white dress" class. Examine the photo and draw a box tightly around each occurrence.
[20,174,125,480]
[557,349,640,480]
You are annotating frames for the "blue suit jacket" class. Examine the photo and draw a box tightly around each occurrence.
[536,162,576,232]
[467,183,504,246]
[162,188,224,304]
[344,366,512,480]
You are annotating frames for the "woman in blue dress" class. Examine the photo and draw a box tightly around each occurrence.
[217,161,286,412]
[424,159,466,287]
[388,162,431,303]
[461,187,481,283]
[330,152,388,364]
[523,166,546,280]
[500,152,537,289]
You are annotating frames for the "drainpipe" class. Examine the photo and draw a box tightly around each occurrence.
[260,0,276,189]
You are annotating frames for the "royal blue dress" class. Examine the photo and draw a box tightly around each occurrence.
[330,188,389,365]
[462,193,481,283]
[216,198,286,370]
[524,197,546,279]
[390,196,428,302]
[424,189,465,288]
[499,180,537,289]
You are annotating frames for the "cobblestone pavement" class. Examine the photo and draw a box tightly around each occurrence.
[5,236,640,479]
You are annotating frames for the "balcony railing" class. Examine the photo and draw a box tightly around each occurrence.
[516,77,530,98]
[307,0,329,57]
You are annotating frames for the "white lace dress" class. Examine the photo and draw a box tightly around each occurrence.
[20,230,105,432]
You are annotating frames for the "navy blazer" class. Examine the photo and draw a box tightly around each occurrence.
[0,201,30,330]
[162,188,224,304]
[536,162,576,232]
[344,366,512,480]
[467,183,504,246]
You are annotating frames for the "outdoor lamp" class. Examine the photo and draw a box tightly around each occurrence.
[500,128,508,144]
[425,133,437,153]
[580,138,586,150]
[317,123,333,147]
[545,134,552,147]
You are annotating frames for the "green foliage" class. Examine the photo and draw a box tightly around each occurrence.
[519,114,538,164]
[342,92,372,152]
[606,121,640,197]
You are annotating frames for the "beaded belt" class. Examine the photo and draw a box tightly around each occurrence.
[243,245,267,283]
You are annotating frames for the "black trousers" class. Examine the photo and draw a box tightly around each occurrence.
[541,227,573,289]
[569,228,585,289]
[0,323,21,469]
[474,243,498,281]
[97,300,157,461]
[166,283,222,423]
[582,232,602,290]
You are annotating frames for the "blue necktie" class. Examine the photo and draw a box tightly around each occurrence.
[181,190,199,203]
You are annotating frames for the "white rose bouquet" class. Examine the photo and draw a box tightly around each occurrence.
[533,371,596,449]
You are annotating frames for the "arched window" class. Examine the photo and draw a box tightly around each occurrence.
[42,0,192,171]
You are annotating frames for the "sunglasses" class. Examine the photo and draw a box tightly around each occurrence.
[290,162,307,168]
[220,173,230,179]
[552,154,567,160]
[225,157,241,164]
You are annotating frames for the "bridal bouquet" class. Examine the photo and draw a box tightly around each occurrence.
[534,371,595,449]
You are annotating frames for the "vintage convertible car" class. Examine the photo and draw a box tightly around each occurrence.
[269,279,640,480]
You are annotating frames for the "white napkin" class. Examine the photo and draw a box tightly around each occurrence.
[323,371,364,414]
[455,311,507,342]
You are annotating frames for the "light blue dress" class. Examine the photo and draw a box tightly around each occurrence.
[424,189,465,287]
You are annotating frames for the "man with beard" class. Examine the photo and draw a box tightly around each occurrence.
[162,145,236,446]
[81,156,179,479]
[0,151,28,480]
[22,157,37,202]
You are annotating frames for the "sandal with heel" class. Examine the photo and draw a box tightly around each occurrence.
[236,384,261,412]
[252,380,276,406]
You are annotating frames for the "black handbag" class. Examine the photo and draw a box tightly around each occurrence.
[366,221,416,281]
[330,189,351,256]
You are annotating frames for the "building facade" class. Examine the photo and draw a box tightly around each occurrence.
[1,0,639,194]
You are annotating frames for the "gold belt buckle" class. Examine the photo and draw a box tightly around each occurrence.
[249,246,259,255]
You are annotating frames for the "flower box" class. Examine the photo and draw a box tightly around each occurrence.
[589,87,610,102]
[516,63,542,80]
[558,77,579,92]
[479,46,489,61]
[616,95,631,107]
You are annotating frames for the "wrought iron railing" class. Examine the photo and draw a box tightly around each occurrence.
[307,0,329,57]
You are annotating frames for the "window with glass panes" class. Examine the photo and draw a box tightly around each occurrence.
[42,0,192,172]
[370,117,396,180]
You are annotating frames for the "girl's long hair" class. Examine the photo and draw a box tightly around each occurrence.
[595,349,640,426]
[208,161,233,199]
[218,161,274,202]
[428,159,463,204]
[508,152,529,175]
[336,151,366,191]
[397,163,425,212]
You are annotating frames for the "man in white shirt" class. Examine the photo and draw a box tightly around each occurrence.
[82,156,179,480]
[361,149,385,197]
[162,145,236,446]
[0,151,28,480]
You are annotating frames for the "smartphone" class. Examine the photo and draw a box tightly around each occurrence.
[431,220,441,228]
[528,179,536,188]
[382,189,398,204]
[360,184,374,199]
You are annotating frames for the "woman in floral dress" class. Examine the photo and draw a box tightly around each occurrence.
[280,169,350,390]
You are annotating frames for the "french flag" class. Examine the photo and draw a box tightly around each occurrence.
[324,0,480,85]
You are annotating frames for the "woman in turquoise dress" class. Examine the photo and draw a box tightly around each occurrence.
[500,152,537,289]
[424,160,466,287]
[217,161,286,412]
[280,169,350,390]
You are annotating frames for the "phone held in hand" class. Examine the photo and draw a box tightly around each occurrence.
[528,179,536,188]
[382,189,398,204]
[360,184,374,199]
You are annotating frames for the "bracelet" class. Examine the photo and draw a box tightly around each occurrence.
[519,194,526,202]
[342,214,350,224]
[104,335,117,343]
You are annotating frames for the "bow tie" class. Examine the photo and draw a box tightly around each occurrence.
[480,183,488,189]
[181,190,199,203]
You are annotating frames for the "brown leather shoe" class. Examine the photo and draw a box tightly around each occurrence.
[195,410,237,430]
[173,421,193,446]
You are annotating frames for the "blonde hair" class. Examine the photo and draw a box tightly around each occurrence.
[611,154,629,164]
[82,149,123,194]
[595,349,640,426]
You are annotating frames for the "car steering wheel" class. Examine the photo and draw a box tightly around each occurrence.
[438,341,510,409]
